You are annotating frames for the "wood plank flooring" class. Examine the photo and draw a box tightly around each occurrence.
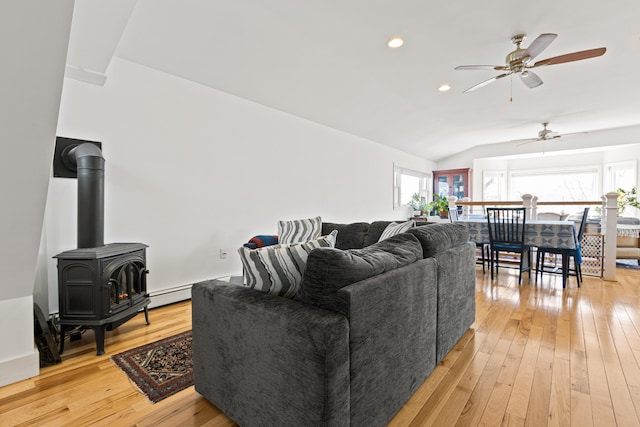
[1,266,639,426]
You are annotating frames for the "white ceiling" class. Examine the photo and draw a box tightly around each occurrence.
[66,0,640,161]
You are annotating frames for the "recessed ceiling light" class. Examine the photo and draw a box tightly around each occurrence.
[387,37,404,48]
[438,84,451,92]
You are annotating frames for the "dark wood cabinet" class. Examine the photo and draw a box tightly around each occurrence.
[433,168,472,199]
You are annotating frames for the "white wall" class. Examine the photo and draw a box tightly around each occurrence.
[45,57,432,312]
[0,1,73,386]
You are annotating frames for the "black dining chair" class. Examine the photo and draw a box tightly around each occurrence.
[486,207,531,284]
[536,207,589,288]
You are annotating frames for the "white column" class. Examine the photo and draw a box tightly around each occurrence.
[521,194,533,219]
[461,197,471,219]
[532,195,539,220]
[448,195,458,220]
[603,192,618,281]
[448,195,457,212]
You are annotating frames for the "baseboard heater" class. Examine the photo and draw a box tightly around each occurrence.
[148,284,193,298]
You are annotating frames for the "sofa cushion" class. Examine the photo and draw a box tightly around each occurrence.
[238,230,337,298]
[297,233,422,313]
[378,220,415,242]
[322,222,370,249]
[407,223,470,258]
[618,217,640,225]
[277,216,322,244]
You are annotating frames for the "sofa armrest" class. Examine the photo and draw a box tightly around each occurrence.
[191,280,350,427]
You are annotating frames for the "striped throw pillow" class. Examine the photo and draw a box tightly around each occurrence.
[238,230,338,298]
[277,216,322,244]
[378,220,414,242]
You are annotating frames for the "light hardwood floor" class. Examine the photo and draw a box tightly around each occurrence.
[1,266,639,426]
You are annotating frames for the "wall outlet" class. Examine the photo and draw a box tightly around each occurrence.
[219,248,228,259]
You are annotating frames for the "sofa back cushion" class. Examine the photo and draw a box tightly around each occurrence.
[297,233,423,314]
[321,220,397,249]
[322,222,370,249]
[407,223,470,258]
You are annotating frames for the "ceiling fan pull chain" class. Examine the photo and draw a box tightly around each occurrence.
[510,74,513,102]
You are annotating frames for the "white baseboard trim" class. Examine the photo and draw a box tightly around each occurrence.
[0,348,40,387]
[148,286,192,309]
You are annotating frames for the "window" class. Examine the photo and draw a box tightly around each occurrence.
[393,165,431,209]
[604,161,637,193]
[482,170,506,201]
[509,166,600,214]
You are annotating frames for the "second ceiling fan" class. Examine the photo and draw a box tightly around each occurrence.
[514,122,561,145]
[512,122,587,146]
[455,33,606,93]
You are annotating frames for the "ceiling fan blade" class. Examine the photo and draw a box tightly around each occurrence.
[463,73,509,93]
[554,131,589,139]
[516,138,539,146]
[532,47,606,67]
[520,71,543,88]
[455,65,508,71]
[523,33,557,62]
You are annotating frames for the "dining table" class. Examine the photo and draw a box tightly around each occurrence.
[455,218,579,286]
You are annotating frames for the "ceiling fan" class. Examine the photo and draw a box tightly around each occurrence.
[512,122,589,146]
[514,122,562,145]
[455,33,606,93]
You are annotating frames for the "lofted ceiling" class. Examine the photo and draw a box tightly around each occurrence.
[65,0,640,162]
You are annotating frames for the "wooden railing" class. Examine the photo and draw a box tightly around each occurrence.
[447,193,620,281]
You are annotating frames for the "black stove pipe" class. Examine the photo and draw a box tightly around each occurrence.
[67,143,105,248]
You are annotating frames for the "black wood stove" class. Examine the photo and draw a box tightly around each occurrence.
[53,138,150,355]
[55,243,150,355]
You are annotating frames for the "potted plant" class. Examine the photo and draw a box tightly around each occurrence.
[408,193,422,217]
[429,194,449,219]
[594,186,639,217]
[617,186,639,215]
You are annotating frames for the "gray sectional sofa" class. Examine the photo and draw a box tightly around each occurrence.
[191,222,476,427]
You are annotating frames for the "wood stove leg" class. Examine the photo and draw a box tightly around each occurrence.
[59,325,66,354]
[144,306,150,325]
[94,326,105,356]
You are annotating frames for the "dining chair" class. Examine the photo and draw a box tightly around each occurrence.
[536,212,563,220]
[451,208,489,273]
[536,207,589,288]
[486,207,531,284]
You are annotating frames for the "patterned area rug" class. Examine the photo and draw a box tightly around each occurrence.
[111,331,193,403]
